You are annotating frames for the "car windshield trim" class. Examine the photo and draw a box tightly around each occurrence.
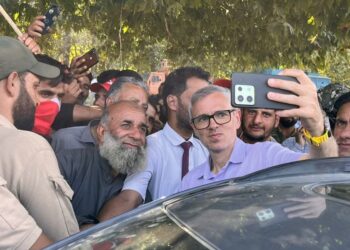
[161,204,218,250]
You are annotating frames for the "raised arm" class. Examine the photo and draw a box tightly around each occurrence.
[267,69,338,159]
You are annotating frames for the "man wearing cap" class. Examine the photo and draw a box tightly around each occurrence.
[90,69,120,108]
[0,36,79,244]
[90,69,144,109]
[91,77,114,108]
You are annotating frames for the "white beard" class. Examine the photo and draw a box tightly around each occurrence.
[99,131,146,175]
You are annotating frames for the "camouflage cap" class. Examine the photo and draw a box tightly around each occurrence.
[317,83,350,116]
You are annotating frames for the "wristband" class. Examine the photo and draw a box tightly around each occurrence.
[303,128,331,147]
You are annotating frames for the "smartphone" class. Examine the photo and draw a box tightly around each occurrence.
[80,48,99,69]
[231,73,299,110]
[256,201,297,227]
[42,5,60,34]
[295,120,302,129]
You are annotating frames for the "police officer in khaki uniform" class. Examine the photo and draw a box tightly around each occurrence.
[0,36,79,246]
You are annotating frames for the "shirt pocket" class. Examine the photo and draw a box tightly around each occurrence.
[0,178,30,230]
[50,176,74,200]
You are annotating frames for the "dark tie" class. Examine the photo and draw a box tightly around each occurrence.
[180,141,192,179]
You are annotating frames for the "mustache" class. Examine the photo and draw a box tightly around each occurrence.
[249,124,264,129]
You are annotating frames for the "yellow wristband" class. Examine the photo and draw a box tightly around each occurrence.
[303,128,331,147]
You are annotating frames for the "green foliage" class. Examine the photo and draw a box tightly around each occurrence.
[1,0,350,83]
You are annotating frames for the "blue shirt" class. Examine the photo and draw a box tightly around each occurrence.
[181,138,303,191]
[282,137,310,153]
[57,147,126,226]
[51,120,98,153]
[123,123,209,200]
[51,120,148,201]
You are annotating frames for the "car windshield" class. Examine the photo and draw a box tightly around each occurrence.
[165,177,350,250]
[48,158,350,250]
[58,207,206,250]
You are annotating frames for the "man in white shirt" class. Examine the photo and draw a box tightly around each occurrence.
[124,66,210,200]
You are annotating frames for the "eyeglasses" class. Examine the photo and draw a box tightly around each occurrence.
[191,109,236,130]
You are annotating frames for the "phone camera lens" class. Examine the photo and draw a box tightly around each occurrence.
[238,86,242,91]
[238,95,244,102]
[247,96,253,103]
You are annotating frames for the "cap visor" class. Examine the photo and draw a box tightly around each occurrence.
[90,83,110,92]
[29,61,60,79]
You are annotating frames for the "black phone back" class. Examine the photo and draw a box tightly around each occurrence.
[231,73,299,110]
[81,48,99,69]
[43,5,60,34]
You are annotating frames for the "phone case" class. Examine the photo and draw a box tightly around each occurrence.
[231,73,299,110]
[256,201,298,227]
[80,48,99,69]
[43,5,60,34]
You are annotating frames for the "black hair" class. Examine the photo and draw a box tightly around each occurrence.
[149,94,160,108]
[34,54,64,87]
[161,66,210,110]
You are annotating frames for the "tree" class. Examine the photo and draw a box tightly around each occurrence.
[1,0,350,83]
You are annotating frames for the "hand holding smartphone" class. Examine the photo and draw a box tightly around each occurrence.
[79,48,99,69]
[231,73,299,110]
[42,5,60,34]
[70,49,99,77]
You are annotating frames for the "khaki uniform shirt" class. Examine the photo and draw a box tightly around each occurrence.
[0,115,79,242]
[0,176,42,250]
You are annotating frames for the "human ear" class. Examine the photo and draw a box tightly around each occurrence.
[5,72,20,97]
[235,109,242,130]
[166,95,178,112]
[96,124,106,144]
[274,115,280,128]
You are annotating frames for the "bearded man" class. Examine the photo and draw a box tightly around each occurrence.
[135,66,210,200]
[0,36,79,247]
[239,108,280,143]
[56,101,147,227]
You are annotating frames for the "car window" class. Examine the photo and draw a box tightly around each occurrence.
[166,180,350,250]
[320,183,350,203]
[60,207,206,250]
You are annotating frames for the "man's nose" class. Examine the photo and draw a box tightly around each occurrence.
[340,124,350,139]
[253,113,262,124]
[129,126,144,141]
[208,116,219,129]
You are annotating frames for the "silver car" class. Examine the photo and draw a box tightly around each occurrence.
[46,157,350,250]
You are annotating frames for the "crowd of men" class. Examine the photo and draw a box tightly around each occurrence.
[1,15,350,250]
